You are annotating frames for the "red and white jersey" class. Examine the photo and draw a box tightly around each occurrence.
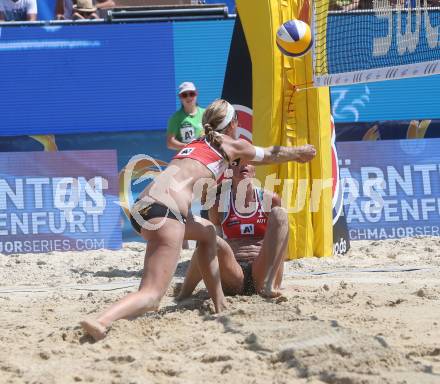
[221,188,269,239]
[173,138,228,180]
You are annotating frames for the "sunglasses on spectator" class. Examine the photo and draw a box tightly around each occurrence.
[180,92,196,98]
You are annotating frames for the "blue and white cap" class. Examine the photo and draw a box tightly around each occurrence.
[178,82,197,95]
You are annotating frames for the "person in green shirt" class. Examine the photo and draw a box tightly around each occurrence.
[166,82,205,150]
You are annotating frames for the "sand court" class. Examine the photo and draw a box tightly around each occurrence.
[1,237,439,383]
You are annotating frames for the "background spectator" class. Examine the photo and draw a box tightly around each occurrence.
[72,0,98,19]
[166,82,205,150]
[0,0,37,21]
[94,0,114,18]
[55,0,114,20]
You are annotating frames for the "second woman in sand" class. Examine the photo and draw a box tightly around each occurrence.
[178,161,288,299]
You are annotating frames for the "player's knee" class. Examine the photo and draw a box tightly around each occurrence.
[196,223,217,251]
[201,222,217,240]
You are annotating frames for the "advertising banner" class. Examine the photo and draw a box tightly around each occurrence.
[337,138,440,240]
[326,11,440,74]
[0,150,121,254]
[330,77,440,123]
[0,21,233,136]
[0,132,176,242]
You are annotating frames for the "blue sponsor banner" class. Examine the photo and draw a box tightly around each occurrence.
[0,20,234,137]
[328,10,440,122]
[337,138,440,241]
[0,132,174,242]
[0,150,122,253]
[173,20,234,110]
[1,15,439,129]
[330,75,440,122]
[0,23,175,136]
[327,11,440,74]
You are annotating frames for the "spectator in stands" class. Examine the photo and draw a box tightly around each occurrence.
[167,82,205,150]
[0,0,37,21]
[55,0,114,20]
[72,0,98,19]
[94,0,114,17]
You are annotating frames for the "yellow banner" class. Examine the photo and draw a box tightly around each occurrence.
[236,0,332,258]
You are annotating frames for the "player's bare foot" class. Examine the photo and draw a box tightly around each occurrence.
[174,281,198,302]
[258,286,283,298]
[80,319,108,341]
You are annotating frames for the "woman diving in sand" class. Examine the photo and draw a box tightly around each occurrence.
[80,99,316,341]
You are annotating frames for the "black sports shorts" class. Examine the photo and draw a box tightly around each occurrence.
[130,202,187,233]
[238,261,256,295]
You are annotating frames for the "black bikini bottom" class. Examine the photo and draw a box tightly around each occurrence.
[130,202,187,233]
[238,261,256,296]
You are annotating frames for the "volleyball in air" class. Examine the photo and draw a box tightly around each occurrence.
[276,19,313,57]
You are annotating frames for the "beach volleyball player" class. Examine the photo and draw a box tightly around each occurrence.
[80,99,316,341]
[178,161,288,299]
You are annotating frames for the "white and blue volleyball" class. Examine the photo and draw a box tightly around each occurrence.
[276,19,313,57]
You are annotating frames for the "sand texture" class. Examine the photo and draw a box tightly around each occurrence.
[0,237,440,384]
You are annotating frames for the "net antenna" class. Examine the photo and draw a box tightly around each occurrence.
[312,0,440,86]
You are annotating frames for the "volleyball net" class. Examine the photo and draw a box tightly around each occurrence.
[313,0,440,86]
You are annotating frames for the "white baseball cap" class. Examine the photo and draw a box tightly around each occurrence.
[178,82,197,95]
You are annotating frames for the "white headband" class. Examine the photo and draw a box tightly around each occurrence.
[216,102,235,131]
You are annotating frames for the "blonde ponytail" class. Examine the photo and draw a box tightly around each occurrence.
[202,99,235,161]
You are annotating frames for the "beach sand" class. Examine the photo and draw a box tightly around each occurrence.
[0,237,439,384]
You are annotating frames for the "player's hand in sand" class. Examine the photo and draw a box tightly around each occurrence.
[214,296,228,313]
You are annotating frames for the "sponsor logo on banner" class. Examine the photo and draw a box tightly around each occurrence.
[331,86,370,122]
[372,5,439,57]
[0,150,121,254]
[337,138,440,241]
[321,10,440,88]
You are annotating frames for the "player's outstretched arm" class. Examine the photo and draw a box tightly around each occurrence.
[225,137,316,165]
[258,144,316,164]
